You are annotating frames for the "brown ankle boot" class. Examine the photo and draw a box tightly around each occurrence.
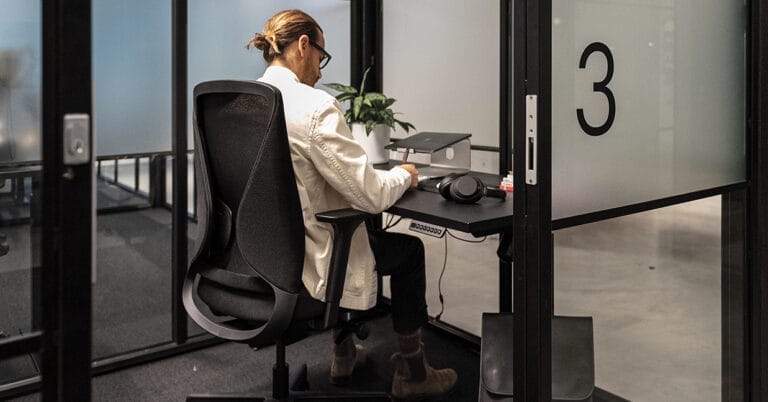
[330,334,365,385]
[390,347,458,399]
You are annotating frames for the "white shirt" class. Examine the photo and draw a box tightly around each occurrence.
[258,66,411,310]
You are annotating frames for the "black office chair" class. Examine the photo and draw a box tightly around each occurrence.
[183,80,390,401]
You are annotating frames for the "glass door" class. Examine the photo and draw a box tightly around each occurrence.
[514,0,751,400]
[0,0,93,400]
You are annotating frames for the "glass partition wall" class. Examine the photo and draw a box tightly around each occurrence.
[554,197,732,400]
[543,0,747,400]
[1,2,354,395]
[0,0,42,389]
[0,0,93,398]
[91,0,174,360]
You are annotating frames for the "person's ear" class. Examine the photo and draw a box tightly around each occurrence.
[297,34,310,58]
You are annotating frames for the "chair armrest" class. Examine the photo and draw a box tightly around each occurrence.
[315,208,373,224]
[315,208,373,328]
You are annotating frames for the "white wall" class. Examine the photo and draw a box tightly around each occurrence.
[382,0,501,173]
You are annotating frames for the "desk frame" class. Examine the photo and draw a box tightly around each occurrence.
[385,171,514,346]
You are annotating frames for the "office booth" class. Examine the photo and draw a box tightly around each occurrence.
[0,0,766,401]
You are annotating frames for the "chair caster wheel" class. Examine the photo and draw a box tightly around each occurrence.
[355,324,370,341]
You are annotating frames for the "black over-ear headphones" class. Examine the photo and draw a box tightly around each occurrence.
[437,174,507,204]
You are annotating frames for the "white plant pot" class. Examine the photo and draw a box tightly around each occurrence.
[351,123,391,164]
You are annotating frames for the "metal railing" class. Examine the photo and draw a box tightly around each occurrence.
[95,150,196,218]
[0,150,198,224]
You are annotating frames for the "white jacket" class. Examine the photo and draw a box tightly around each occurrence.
[258,66,411,310]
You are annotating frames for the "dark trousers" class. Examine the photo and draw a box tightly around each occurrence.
[368,230,428,334]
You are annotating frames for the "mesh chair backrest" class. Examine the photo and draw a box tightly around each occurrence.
[193,81,305,293]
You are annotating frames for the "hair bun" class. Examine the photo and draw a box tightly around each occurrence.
[245,32,281,55]
[245,33,269,51]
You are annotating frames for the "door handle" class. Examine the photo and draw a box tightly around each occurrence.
[63,114,90,166]
[525,95,537,185]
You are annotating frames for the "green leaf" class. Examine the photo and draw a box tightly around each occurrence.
[364,92,387,102]
[336,93,356,102]
[396,120,415,133]
[352,97,363,121]
[365,121,376,135]
[359,66,371,95]
[327,65,413,133]
[324,83,357,94]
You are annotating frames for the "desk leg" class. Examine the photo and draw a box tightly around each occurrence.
[498,231,513,313]
[499,260,512,313]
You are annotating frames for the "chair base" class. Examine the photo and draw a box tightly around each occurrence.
[188,393,390,402]
[187,359,391,402]
[188,389,391,401]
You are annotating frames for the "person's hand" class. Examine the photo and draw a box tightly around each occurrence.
[397,164,419,188]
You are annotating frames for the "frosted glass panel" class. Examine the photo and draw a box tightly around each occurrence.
[554,197,728,400]
[0,1,40,387]
[0,1,41,163]
[552,0,746,220]
[189,0,351,148]
[92,0,174,360]
[382,0,500,173]
[93,1,172,155]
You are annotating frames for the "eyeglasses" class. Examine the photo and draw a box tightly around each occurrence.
[309,41,332,69]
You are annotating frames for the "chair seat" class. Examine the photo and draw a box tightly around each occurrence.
[198,277,326,323]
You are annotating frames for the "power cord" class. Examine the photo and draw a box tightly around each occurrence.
[435,233,448,321]
[446,230,487,243]
[380,218,488,322]
[435,230,487,321]
[383,213,402,230]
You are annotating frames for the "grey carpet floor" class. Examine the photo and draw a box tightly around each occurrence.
[10,315,481,402]
[91,316,480,401]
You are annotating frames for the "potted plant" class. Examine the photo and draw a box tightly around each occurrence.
[325,67,415,164]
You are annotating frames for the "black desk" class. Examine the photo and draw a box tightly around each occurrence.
[381,167,514,343]
[388,172,513,237]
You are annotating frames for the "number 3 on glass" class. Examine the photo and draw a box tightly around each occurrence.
[577,42,615,136]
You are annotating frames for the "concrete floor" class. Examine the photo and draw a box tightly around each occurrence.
[385,195,725,402]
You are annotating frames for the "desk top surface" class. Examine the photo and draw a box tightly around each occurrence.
[379,164,514,236]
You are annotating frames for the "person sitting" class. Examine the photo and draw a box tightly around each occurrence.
[245,9,458,400]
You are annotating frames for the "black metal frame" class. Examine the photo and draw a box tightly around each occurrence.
[0,332,42,360]
[351,0,382,93]
[40,0,93,399]
[510,0,765,401]
[553,183,747,230]
[749,0,768,400]
[513,0,553,401]
[499,0,514,314]
[171,0,189,346]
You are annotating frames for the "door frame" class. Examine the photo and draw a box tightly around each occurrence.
[513,0,768,400]
[0,0,94,399]
[40,0,93,399]
[748,0,768,400]
[513,0,553,400]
